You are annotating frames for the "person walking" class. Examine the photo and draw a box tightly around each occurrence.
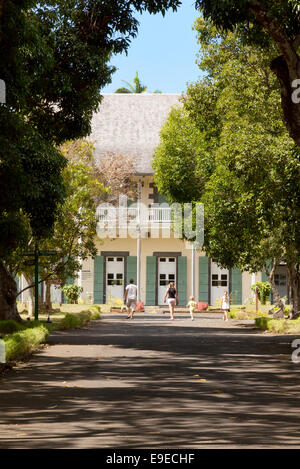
[187,296,197,321]
[221,290,230,321]
[124,278,137,319]
[164,281,179,321]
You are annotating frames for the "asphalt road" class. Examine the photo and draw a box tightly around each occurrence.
[0,312,300,448]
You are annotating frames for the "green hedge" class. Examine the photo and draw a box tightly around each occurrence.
[0,320,25,335]
[256,316,300,334]
[0,319,49,335]
[0,307,101,365]
[56,308,100,331]
[3,325,49,362]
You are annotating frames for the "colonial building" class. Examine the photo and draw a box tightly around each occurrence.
[78,94,260,307]
[19,94,289,308]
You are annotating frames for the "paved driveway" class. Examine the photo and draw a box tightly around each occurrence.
[0,312,300,448]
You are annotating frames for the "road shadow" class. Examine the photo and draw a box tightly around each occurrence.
[0,315,300,448]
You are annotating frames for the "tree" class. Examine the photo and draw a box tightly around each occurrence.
[11,140,139,312]
[115,72,147,93]
[60,139,138,205]
[0,0,181,320]
[195,0,300,147]
[95,152,138,205]
[153,20,300,316]
[10,152,106,312]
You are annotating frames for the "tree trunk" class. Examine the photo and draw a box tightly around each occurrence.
[45,279,52,310]
[23,273,34,317]
[270,55,300,147]
[264,262,285,310]
[0,263,22,322]
[248,3,300,147]
[27,286,34,317]
[287,263,300,318]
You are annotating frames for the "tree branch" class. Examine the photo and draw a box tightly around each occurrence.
[16,257,71,297]
[249,1,299,66]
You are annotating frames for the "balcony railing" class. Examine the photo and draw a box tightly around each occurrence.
[97,206,172,226]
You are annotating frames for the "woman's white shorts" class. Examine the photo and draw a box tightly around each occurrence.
[167,298,176,306]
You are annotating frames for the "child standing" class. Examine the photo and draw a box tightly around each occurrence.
[187,296,197,321]
[221,290,230,321]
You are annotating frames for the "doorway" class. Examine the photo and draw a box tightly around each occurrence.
[158,256,176,305]
[106,256,125,302]
[211,262,229,306]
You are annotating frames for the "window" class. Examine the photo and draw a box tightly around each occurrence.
[221,274,228,287]
[275,274,286,286]
[169,258,175,262]
[116,257,123,262]
[279,274,286,286]
[108,257,114,262]
[212,274,218,287]
[107,273,115,286]
[160,258,166,262]
[159,273,167,286]
[116,273,123,285]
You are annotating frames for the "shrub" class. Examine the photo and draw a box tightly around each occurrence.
[57,313,81,330]
[251,282,271,305]
[256,316,272,330]
[0,308,101,366]
[89,306,101,319]
[256,315,300,334]
[4,326,49,362]
[0,320,25,335]
[55,308,100,330]
[62,284,83,304]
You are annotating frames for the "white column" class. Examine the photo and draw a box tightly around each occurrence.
[251,273,256,297]
[192,243,196,299]
[137,176,142,302]
[78,235,83,300]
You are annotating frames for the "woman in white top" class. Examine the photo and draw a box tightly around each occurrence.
[221,290,230,321]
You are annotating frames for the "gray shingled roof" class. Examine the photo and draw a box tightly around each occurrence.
[89,93,181,175]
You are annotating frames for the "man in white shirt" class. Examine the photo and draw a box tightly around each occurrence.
[124,278,138,319]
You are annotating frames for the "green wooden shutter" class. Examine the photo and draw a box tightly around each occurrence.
[198,256,209,303]
[94,256,104,304]
[127,256,137,284]
[231,268,242,305]
[66,276,73,285]
[158,193,169,204]
[178,256,187,305]
[146,256,156,305]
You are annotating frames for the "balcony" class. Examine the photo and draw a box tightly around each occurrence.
[96,206,172,227]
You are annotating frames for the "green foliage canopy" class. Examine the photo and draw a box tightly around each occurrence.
[153,19,300,312]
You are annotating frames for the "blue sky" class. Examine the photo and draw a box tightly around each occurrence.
[101,2,202,94]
